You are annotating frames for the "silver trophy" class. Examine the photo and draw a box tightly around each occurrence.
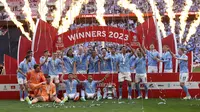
[103,83,117,99]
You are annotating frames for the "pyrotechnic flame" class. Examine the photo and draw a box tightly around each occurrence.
[22,0,36,32]
[0,0,31,40]
[164,0,176,36]
[38,0,48,21]
[148,0,166,37]
[185,10,200,44]
[95,0,106,26]
[179,0,193,43]
[51,0,67,28]
[117,0,144,23]
[58,0,88,34]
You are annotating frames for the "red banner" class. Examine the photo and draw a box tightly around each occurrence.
[54,26,137,51]
[32,19,58,63]
[17,36,32,65]
[136,17,158,49]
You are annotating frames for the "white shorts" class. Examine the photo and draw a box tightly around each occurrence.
[50,75,60,83]
[118,72,132,82]
[164,69,173,73]
[148,66,158,73]
[17,78,27,85]
[64,93,80,99]
[179,73,189,83]
[86,93,95,99]
[135,73,147,83]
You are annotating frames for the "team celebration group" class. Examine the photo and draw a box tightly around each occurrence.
[16,42,191,105]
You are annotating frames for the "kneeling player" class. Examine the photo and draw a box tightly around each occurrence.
[60,73,80,103]
[134,48,148,99]
[25,76,61,104]
[80,74,109,101]
[170,48,191,99]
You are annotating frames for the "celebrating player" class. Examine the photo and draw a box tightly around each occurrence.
[157,45,173,73]
[63,48,76,74]
[26,50,36,69]
[60,73,80,103]
[134,46,149,99]
[142,44,159,73]
[80,74,109,101]
[47,52,63,94]
[17,55,32,101]
[40,50,50,75]
[86,50,100,74]
[117,45,134,100]
[99,48,112,73]
[75,46,89,74]
[109,46,118,73]
[25,75,61,104]
[170,48,191,99]
[26,64,46,98]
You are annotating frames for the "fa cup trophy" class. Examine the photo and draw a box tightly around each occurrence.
[103,83,117,99]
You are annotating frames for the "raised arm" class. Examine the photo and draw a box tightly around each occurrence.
[98,74,109,83]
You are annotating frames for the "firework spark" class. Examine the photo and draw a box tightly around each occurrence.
[185,11,200,43]
[164,0,176,36]
[148,0,166,37]
[95,0,106,26]
[51,0,67,28]
[58,0,88,34]
[22,0,36,32]
[0,0,31,40]
[117,0,144,23]
[179,0,193,43]
[38,0,48,21]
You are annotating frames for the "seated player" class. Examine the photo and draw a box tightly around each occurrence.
[60,73,80,103]
[134,47,149,99]
[25,76,61,104]
[170,48,191,99]
[26,64,46,98]
[80,74,109,101]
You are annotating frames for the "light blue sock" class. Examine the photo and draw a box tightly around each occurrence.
[19,89,23,99]
[119,87,122,97]
[144,84,148,97]
[135,83,141,96]
[81,90,85,98]
[182,85,190,96]
[128,86,132,96]
[97,89,101,97]
[24,90,28,98]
